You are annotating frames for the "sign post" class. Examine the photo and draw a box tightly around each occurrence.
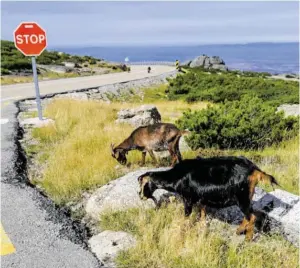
[14,22,47,120]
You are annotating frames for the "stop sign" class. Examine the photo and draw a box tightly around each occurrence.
[14,22,47,56]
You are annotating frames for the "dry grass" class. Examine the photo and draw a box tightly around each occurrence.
[100,205,299,268]
[30,98,203,204]
[27,91,299,267]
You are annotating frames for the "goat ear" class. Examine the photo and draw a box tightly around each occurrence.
[138,172,149,184]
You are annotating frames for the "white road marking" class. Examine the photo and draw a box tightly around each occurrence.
[0,119,9,124]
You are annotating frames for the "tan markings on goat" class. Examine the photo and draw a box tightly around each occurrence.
[236,217,249,235]
[139,176,150,200]
[245,214,257,241]
[248,169,262,200]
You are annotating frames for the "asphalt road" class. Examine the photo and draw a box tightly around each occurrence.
[0,65,174,267]
[1,65,174,100]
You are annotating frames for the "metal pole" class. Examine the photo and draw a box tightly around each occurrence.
[31,56,43,120]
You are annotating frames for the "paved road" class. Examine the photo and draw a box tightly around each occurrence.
[0,65,174,267]
[1,65,174,100]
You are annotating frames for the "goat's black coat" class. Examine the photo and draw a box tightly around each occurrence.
[139,156,277,217]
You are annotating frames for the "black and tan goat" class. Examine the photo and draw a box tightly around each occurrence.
[138,156,279,241]
[111,123,189,167]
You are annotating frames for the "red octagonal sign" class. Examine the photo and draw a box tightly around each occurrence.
[14,22,47,56]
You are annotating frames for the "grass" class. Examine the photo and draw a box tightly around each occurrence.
[29,96,205,204]
[99,205,299,268]
[24,85,299,267]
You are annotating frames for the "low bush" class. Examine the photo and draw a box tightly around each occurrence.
[167,69,299,106]
[176,96,298,150]
[2,59,31,70]
[1,68,10,75]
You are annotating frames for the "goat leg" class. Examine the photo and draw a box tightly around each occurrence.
[183,200,193,217]
[245,214,257,241]
[148,150,159,167]
[139,152,146,166]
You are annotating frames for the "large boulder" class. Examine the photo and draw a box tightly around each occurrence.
[189,55,208,68]
[190,55,228,71]
[86,168,299,246]
[89,231,136,267]
[85,167,170,222]
[116,105,161,127]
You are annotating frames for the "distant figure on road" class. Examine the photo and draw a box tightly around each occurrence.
[148,66,151,73]
[175,59,180,70]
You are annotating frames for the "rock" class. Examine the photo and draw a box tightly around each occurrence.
[211,64,228,71]
[63,62,75,68]
[19,117,54,128]
[277,104,299,117]
[116,105,161,127]
[37,64,72,74]
[209,56,225,65]
[55,92,88,100]
[85,168,170,222]
[190,55,228,71]
[190,55,207,68]
[89,231,136,267]
[211,188,299,246]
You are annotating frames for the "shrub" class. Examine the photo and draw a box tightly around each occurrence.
[89,59,97,65]
[1,68,10,75]
[2,59,32,70]
[167,69,299,106]
[176,96,298,150]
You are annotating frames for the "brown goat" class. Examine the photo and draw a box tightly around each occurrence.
[111,123,189,167]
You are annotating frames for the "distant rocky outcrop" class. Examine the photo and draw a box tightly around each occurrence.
[189,55,228,71]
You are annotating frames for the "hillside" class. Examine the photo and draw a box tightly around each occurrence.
[1,40,127,83]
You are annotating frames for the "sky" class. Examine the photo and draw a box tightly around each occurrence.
[1,1,299,47]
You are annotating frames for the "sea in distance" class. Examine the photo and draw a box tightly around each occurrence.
[53,42,299,74]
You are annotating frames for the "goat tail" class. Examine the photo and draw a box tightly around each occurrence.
[258,171,281,190]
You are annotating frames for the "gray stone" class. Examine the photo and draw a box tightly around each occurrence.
[89,231,136,267]
[55,92,88,100]
[212,188,299,246]
[85,168,170,222]
[116,105,161,127]
[209,56,225,65]
[37,64,72,74]
[19,117,54,128]
[190,55,208,68]
[211,64,228,71]
[277,104,299,117]
[190,55,228,71]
